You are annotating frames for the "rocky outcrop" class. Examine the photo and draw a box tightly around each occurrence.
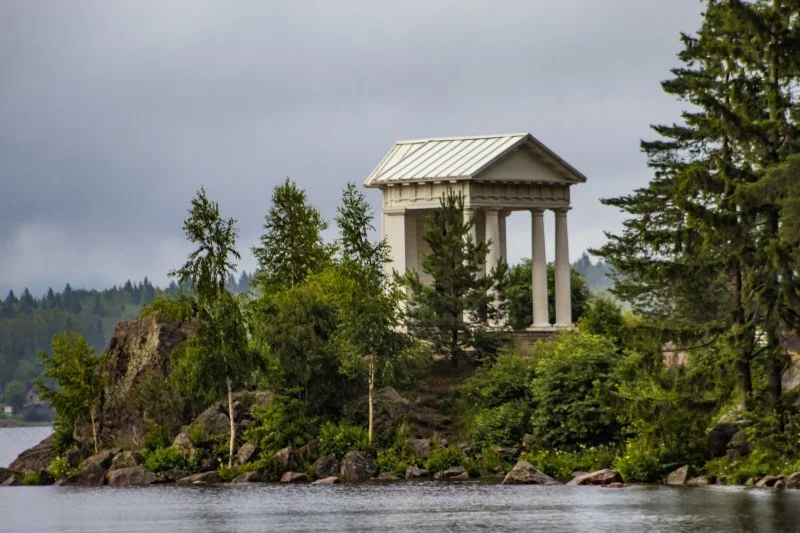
[9,435,58,473]
[235,443,260,466]
[339,451,377,482]
[56,462,106,486]
[163,468,188,483]
[311,476,340,485]
[567,469,623,486]
[233,471,263,483]
[666,465,690,486]
[280,472,311,484]
[194,403,231,439]
[312,456,338,479]
[434,466,468,480]
[97,314,197,449]
[501,461,558,485]
[84,449,118,470]
[172,432,196,456]
[786,472,800,489]
[405,465,429,479]
[177,471,222,484]
[106,466,157,486]
[1,475,20,486]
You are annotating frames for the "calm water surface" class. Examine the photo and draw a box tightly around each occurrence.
[2,428,800,533]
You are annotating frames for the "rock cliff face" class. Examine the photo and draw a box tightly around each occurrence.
[94,314,197,449]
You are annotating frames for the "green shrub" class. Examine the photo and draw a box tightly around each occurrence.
[613,438,663,483]
[217,464,246,482]
[47,456,75,480]
[529,331,621,449]
[186,423,210,448]
[467,448,505,477]
[377,447,410,477]
[140,295,194,322]
[425,444,464,473]
[319,421,370,459]
[470,400,530,450]
[464,350,534,409]
[245,396,314,455]
[520,445,616,481]
[144,447,187,474]
[21,471,53,486]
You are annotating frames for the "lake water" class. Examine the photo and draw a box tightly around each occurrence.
[2,428,800,533]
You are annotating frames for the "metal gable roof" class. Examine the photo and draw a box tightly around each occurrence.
[363,133,587,187]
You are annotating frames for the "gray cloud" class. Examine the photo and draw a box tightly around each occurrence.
[0,0,703,295]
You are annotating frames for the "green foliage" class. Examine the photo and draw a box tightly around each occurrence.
[245,396,314,455]
[318,421,370,459]
[521,445,616,481]
[377,447,410,477]
[470,400,530,450]
[21,470,53,486]
[464,350,534,409]
[252,177,331,291]
[578,294,624,343]
[36,332,101,452]
[47,456,76,480]
[143,447,187,474]
[139,295,194,322]
[402,190,504,364]
[503,260,590,331]
[132,371,185,451]
[425,444,464,473]
[613,438,663,483]
[528,331,620,449]
[3,379,26,411]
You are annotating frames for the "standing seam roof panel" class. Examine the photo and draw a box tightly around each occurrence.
[449,136,516,176]
[381,141,447,182]
[388,139,462,181]
[413,139,475,178]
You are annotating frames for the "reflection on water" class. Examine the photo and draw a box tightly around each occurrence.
[1,483,800,533]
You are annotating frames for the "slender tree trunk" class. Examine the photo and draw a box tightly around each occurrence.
[227,376,235,468]
[90,407,99,455]
[731,263,753,410]
[368,356,375,445]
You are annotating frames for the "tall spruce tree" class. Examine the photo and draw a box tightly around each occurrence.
[252,178,330,291]
[402,190,502,366]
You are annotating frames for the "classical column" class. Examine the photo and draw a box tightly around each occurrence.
[484,208,501,273]
[383,211,407,279]
[530,208,550,329]
[554,208,572,328]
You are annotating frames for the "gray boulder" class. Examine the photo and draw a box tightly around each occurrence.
[106,466,157,486]
[64,447,88,468]
[9,435,58,474]
[755,475,784,488]
[407,439,431,460]
[311,476,340,485]
[83,449,118,470]
[110,451,143,471]
[567,469,623,486]
[312,456,339,479]
[195,403,231,439]
[786,472,800,489]
[1,475,19,487]
[502,461,558,485]
[56,462,106,486]
[435,466,468,480]
[686,476,716,487]
[280,472,311,484]
[233,471,264,483]
[666,465,690,486]
[339,451,378,482]
[0,467,17,485]
[235,443,260,466]
[273,447,297,474]
[163,468,188,483]
[405,465,429,479]
[172,432,196,457]
[178,471,222,484]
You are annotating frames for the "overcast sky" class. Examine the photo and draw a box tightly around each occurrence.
[0,0,704,296]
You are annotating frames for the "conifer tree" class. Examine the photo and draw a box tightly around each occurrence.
[401,190,503,366]
[252,178,330,291]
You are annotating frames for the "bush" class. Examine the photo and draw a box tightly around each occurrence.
[319,421,370,459]
[464,350,534,409]
[139,295,194,322]
[470,400,530,450]
[21,471,53,486]
[144,447,187,474]
[425,444,464,473]
[613,438,663,483]
[47,456,75,481]
[520,445,616,481]
[529,331,621,449]
[377,447,410,477]
[245,396,314,455]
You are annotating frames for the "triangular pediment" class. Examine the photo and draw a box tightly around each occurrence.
[474,143,575,184]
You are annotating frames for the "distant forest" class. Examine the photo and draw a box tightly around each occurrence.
[0,256,611,411]
[0,272,254,414]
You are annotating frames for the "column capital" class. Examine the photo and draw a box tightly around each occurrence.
[529,207,546,215]
[552,206,572,214]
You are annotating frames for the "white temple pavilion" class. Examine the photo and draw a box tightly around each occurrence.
[364,133,586,331]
